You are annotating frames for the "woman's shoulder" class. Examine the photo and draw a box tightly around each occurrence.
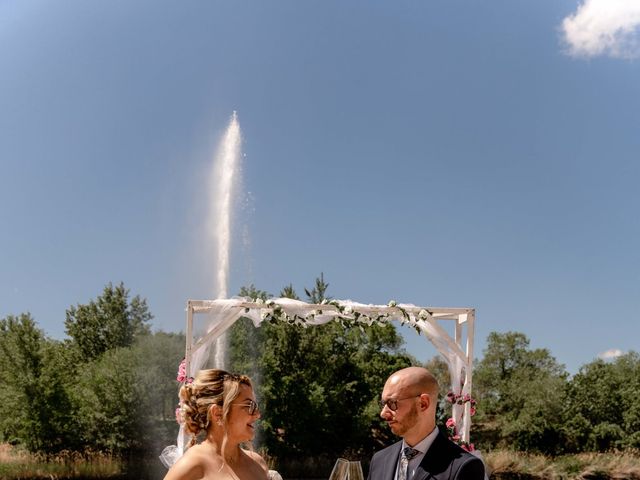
[242,449,269,473]
[164,444,223,480]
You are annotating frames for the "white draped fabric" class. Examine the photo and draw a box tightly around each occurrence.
[161,297,476,468]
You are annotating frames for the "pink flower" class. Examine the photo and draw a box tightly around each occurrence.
[176,359,187,382]
[452,434,461,442]
[470,406,477,416]
[446,417,456,428]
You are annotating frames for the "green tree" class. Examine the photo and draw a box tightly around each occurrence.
[563,351,640,451]
[474,331,568,454]
[229,275,413,469]
[228,284,271,383]
[258,316,412,462]
[70,331,185,455]
[0,313,45,448]
[280,283,299,300]
[71,347,141,452]
[65,282,152,361]
[133,331,187,454]
[0,314,76,452]
[423,356,452,426]
[35,340,80,452]
[304,272,330,304]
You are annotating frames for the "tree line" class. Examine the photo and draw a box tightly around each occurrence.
[1,278,638,470]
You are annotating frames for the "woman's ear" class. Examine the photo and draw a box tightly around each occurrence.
[209,404,223,425]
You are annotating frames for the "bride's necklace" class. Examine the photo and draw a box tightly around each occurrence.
[204,438,242,465]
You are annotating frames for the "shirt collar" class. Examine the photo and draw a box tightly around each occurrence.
[402,426,439,455]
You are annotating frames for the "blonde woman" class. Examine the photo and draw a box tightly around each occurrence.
[164,369,269,480]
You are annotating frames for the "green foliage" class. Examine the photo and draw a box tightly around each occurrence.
[473,331,568,454]
[563,352,640,451]
[0,313,46,449]
[304,272,330,304]
[0,315,78,452]
[34,340,80,452]
[0,284,183,456]
[6,275,640,463]
[71,347,141,452]
[129,331,187,453]
[229,275,413,466]
[280,283,299,300]
[70,331,185,455]
[423,356,452,426]
[238,284,271,301]
[65,282,152,361]
[258,319,412,459]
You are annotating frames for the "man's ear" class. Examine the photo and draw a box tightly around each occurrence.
[420,393,431,411]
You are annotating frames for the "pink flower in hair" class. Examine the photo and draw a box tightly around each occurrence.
[176,359,187,382]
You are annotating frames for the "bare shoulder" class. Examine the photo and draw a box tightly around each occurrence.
[164,444,223,480]
[243,449,269,473]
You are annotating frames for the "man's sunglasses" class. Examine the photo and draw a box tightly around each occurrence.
[379,394,422,412]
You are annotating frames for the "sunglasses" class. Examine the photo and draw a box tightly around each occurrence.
[379,394,422,412]
[233,399,260,415]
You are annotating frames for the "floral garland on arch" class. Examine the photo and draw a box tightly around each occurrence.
[445,391,477,452]
[249,298,432,335]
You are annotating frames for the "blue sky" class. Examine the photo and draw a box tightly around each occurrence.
[2,0,639,375]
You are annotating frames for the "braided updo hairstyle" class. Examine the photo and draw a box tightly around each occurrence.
[179,369,253,448]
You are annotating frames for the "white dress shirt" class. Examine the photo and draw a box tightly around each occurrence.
[394,427,439,480]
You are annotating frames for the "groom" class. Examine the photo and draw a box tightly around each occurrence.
[367,367,484,480]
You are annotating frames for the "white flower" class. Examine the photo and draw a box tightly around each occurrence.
[388,300,397,307]
[255,298,264,304]
[261,311,269,320]
[418,309,429,320]
[344,305,353,315]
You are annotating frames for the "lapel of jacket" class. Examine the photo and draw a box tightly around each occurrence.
[382,441,403,480]
[411,431,450,480]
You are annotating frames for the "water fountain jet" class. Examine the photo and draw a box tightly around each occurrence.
[209,111,242,369]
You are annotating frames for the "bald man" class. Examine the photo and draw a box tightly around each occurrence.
[367,367,484,480]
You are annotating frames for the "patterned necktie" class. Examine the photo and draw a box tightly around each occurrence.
[398,446,420,480]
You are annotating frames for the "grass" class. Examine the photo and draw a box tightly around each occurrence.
[0,444,124,479]
[2,444,640,480]
[485,449,640,479]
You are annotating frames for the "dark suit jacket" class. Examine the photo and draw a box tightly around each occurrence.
[367,430,485,480]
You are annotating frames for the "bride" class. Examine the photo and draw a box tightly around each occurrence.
[164,369,269,480]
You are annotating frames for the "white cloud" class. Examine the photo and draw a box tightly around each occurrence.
[561,0,640,59]
[598,348,624,360]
